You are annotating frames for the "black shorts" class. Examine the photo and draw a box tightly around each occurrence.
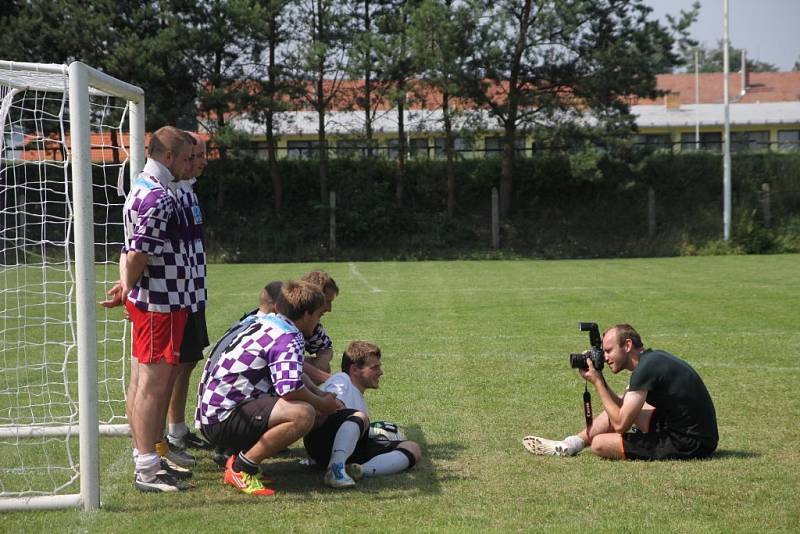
[179,308,209,363]
[201,395,279,452]
[303,409,403,467]
[622,412,716,460]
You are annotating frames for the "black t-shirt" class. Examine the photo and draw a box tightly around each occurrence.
[629,349,718,448]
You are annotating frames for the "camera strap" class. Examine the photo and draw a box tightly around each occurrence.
[583,383,593,430]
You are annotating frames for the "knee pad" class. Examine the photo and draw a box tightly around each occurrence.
[398,447,417,469]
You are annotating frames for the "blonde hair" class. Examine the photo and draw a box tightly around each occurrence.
[275,280,324,321]
[302,270,339,295]
[148,126,193,159]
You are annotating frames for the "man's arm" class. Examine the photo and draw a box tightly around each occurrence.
[122,250,149,296]
[282,386,339,414]
[303,362,331,385]
[581,360,647,433]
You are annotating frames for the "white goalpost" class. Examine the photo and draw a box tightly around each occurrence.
[0,60,145,511]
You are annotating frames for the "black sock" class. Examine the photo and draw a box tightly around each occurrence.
[233,452,260,475]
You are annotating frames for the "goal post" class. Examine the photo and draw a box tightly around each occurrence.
[0,60,145,512]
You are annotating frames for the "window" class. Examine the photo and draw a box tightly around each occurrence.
[434,137,472,159]
[287,140,322,160]
[409,138,430,159]
[336,139,367,159]
[680,132,722,153]
[731,131,769,152]
[777,130,800,152]
[634,134,672,152]
[484,136,524,156]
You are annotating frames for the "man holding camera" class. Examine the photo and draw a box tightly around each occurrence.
[524,324,718,460]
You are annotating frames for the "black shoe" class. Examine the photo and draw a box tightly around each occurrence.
[160,458,192,480]
[135,471,190,492]
[168,431,213,451]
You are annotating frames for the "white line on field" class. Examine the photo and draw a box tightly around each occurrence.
[349,262,382,293]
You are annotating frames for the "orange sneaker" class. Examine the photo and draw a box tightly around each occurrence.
[223,456,275,496]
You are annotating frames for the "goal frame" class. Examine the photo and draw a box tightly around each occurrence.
[0,60,145,512]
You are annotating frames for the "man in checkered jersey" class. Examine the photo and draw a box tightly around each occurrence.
[301,270,339,385]
[102,126,195,492]
[166,132,212,455]
[197,281,340,496]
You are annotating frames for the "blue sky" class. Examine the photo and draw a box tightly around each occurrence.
[644,0,800,70]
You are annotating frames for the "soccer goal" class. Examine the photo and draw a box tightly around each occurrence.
[0,61,145,511]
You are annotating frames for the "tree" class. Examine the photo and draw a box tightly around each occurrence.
[289,0,352,205]
[462,0,682,218]
[410,0,476,218]
[685,40,779,73]
[249,0,296,214]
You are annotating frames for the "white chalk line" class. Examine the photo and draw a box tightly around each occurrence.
[348,262,382,293]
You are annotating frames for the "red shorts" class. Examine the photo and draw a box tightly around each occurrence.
[126,300,188,365]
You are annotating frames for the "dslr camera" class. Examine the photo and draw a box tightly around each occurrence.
[569,322,605,371]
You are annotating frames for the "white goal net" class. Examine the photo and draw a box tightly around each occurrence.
[0,61,145,511]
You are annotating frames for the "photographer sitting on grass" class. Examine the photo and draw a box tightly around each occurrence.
[524,324,718,460]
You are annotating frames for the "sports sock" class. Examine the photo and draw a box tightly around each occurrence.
[328,420,361,467]
[135,452,160,481]
[168,422,188,439]
[361,450,411,477]
[563,435,585,455]
[233,452,260,475]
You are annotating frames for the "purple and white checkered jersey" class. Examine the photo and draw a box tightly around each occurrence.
[123,158,192,313]
[197,313,306,426]
[194,309,260,429]
[305,322,332,355]
[177,179,206,312]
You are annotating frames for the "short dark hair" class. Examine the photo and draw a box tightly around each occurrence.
[259,280,283,310]
[275,280,324,321]
[341,341,381,374]
[604,324,644,349]
[302,270,339,295]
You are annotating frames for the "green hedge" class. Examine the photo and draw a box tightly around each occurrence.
[192,151,800,261]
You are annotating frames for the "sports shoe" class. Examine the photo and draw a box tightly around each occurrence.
[159,458,192,480]
[522,435,572,456]
[345,463,363,481]
[156,440,197,468]
[168,431,213,451]
[324,462,356,489]
[223,456,275,496]
[134,471,189,493]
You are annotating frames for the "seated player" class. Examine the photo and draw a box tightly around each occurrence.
[196,280,339,496]
[303,341,422,488]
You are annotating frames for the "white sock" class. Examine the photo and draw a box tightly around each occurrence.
[132,447,139,462]
[329,420,361,467]
[135,452,160,480]
[169,422,188,438]
[563,435,586,455]
[361,450,410,477]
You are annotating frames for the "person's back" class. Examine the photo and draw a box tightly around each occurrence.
[629,349,718,450]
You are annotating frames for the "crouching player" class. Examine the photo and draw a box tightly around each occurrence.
[196,281,339,496]
[303,341,422,488]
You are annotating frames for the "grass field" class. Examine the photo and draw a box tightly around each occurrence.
[3,255,799,532]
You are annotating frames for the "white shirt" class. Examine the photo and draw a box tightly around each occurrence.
[322,372,368,415]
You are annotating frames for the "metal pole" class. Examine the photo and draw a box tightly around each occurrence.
[329,191,336,254]
[695,49,700,150]
[68,61,100,511]
[491,187,499,250]
[722,0,732,241]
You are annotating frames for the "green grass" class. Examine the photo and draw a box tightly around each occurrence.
[2,255,800,531]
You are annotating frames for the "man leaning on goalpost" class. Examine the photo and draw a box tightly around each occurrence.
[102,126,196,492]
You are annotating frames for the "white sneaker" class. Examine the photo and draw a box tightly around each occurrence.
[522,436,572,456]
[324,462,355,488]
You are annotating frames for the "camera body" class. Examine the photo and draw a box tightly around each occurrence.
[569,322,605,371]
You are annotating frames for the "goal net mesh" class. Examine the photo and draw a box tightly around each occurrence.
[0,65,130,497]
